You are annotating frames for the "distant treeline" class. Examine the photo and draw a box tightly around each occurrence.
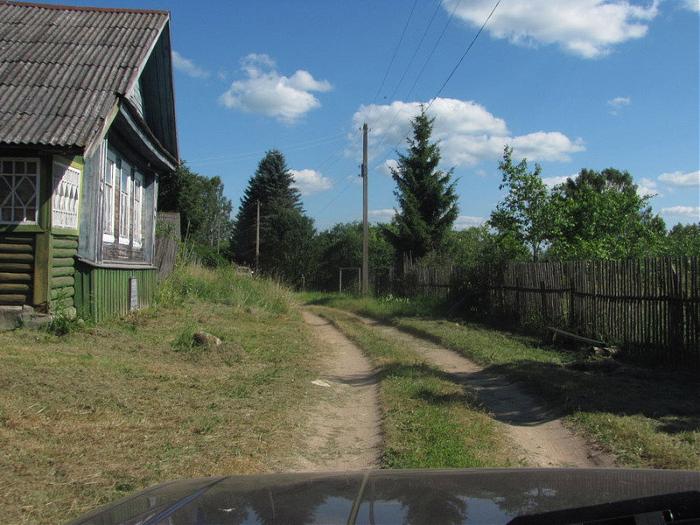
[159,108,699,286]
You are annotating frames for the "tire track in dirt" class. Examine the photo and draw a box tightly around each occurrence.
[290,310,381,472]
[344,311,615,468]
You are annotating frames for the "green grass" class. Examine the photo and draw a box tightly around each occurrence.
[305,293,700,470]
[0,264,321,525]
[312,306,518,469]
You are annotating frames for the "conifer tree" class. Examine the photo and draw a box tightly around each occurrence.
[385,107,459,260]
[230,150,313,284]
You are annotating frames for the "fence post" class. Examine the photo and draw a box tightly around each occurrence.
[515,275,521,323]
[540,280,547,325]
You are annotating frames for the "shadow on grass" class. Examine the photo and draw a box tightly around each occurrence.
[485,359,700,435]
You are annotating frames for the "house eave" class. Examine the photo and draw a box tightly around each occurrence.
[113,98,178,172]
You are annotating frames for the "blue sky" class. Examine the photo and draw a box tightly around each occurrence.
[52,0,700,229]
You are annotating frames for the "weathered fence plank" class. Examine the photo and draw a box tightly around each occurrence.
[401,256,699,367]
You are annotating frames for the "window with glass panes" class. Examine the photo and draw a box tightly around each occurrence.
[0,158,40,224]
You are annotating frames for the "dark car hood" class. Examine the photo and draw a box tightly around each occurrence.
[66,468,700,525]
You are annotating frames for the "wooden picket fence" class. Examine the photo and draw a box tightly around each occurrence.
[402,256,700,367]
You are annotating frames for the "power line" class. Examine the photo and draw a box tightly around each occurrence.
[188,132,347,166]
[386,0,443,102]
[427,0,501,109]
[405,0,464,99]
[373,0,419,101]
[377,0,502,165]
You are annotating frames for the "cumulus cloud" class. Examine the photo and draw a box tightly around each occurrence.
[369,209,396,223]
[637,177,661,198]
[608,96,631,115]
[542,175,574,187]
[658,170,700,187]
[353,98,584,167]
[443,0,659,59]
[661,206,700,219]
[172,51,209,78]
[454,215,486,229]
[683,0,699,12]
[377,159,399,177]
[290,169,333,196]
[220,54,332,123]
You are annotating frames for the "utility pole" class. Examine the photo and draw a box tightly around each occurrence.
[255,199,260,272]
[361,123,369,295]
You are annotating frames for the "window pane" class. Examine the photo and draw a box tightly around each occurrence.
[2,161,12,174]
[1,208,12,221]
[14,161,24,174]
[15,176,35,206]
[0,175,12,205]
[25,161,37,174]
[25,208,36,221]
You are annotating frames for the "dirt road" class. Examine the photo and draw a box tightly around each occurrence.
[291,311,381,471]
[342,311,614,468]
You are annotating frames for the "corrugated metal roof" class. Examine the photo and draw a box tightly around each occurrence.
[0,1,169,149]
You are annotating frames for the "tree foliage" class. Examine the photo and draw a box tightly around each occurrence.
[385,107,459,260]
[313,222,395,290]
[158,163,233,261]
[547,168,667,259]
[665,223,700,256]
[230,150,315,284]
[489,147,551,261]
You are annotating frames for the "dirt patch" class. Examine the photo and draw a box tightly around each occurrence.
[290,311,381,471]
[349,313,615,468]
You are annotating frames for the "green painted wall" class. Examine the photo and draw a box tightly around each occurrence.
[0,233,34,305]
[74,263,157,322]
[49,234,78,311]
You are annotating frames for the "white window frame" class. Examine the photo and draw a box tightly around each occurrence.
[0,157,40,225]
[52,162,81,230]
[133,171,144,248]
[103,152,116,243]
[118,164,132,245]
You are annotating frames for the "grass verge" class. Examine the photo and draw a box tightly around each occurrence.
[1,264,320,525]
[304,293,700,470]
[310,306,518,469]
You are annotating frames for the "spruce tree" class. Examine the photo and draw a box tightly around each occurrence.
[385,107,459,260]
[231,150,313,283]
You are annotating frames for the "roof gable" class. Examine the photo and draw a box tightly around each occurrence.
[0,1,170,151]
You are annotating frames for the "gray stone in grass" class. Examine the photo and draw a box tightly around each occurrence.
[193,331,222,347]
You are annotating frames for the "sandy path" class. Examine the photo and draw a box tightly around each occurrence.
[347,312,614,468]
[290,310,381,472]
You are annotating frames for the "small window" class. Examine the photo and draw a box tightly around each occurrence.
[52,162,81,229]
[133,171,144,248]
[0,158,40,224]
[103,154,116,242]
[119,165,132,245]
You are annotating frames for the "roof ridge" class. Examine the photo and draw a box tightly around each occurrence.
[0,1,170,16]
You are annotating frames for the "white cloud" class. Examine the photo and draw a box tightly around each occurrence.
[290,169,333,196]
[377,159,398,177]
[542,175,574,187]
[444,0,659,58]
[658,170,700,187]
[608,96,631,108]
[353,98,584,167]
[172,51,209,78]
[661,206,700,219]
[369,208,396,222]
[608,96,631,115]
[683,0,699,12]
[220,53,332,123]
[637,177,661,198]
[454,215,486,229]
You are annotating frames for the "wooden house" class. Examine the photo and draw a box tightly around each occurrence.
[0,1,179,323]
